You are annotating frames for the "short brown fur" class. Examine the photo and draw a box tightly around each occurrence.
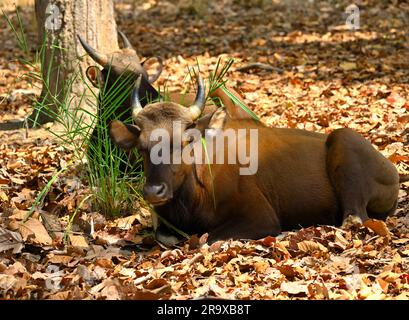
[110,87,401,243]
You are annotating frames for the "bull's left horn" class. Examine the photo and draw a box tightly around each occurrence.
[118,31,134,50]
[77,35,109,66]
[131,75,143,120]
[189,75,206,120]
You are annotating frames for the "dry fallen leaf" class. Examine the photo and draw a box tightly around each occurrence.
[0,274,17,291]
[340,62,357,71]
[68,235,89,248]
[363,219,391,238]
[19,218,53,245]
[0,190,8,201]
[114,214,138,230]
[280,281,310,295]
[386,92,406,108]
[297,240,328,254]
[47,254,73,265]
[0,226,24,253]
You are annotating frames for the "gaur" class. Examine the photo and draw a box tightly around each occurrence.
[109,75,407,243]
[78,31,163,122]
[78,32,198,174]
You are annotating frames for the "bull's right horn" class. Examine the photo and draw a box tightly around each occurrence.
[77,35,109,66]
[118,31,134,50]
[131,75,143,121]
[189,75,206,120]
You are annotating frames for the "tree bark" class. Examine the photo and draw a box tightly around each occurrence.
[29,0,119,127]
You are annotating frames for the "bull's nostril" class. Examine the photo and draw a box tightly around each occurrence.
[143,183,168,200]
[156,183,167,197]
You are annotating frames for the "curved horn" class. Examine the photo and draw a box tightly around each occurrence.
[131,75,143,121]
[189,75,206,120]
[118,31,134,50]
[77,35,108,66]
[141,57,163,84]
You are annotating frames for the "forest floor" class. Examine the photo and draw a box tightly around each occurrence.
[0,0,408,299]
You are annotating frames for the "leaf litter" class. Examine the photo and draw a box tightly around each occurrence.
[0,0,408,299]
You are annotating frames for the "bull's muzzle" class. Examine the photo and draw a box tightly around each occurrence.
[143,183,171,206]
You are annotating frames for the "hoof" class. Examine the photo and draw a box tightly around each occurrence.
[341,215,363,229]
[155,229,181,247]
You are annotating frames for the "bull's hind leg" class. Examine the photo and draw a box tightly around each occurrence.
[325,128,399,234]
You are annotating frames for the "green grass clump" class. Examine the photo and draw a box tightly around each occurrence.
[3,8,143,221]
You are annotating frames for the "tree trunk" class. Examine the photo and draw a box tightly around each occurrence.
[29,0,119,127]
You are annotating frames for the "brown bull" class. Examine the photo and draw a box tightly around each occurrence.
[78,31,202,120]
[78,32,199,175]
[109,76,406,243]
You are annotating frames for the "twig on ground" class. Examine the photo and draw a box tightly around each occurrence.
[236,62,283,73]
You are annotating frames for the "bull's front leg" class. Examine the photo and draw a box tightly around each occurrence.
[206,196,281,243]
[207,217,281,243]
[155,223,183,246]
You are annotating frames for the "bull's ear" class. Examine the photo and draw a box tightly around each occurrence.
[109,120,140,150]
[86,66,104,88]
[141,57,163,83]
[192,108,227,136]
[192,112,219,136]
[210,87,252,120]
